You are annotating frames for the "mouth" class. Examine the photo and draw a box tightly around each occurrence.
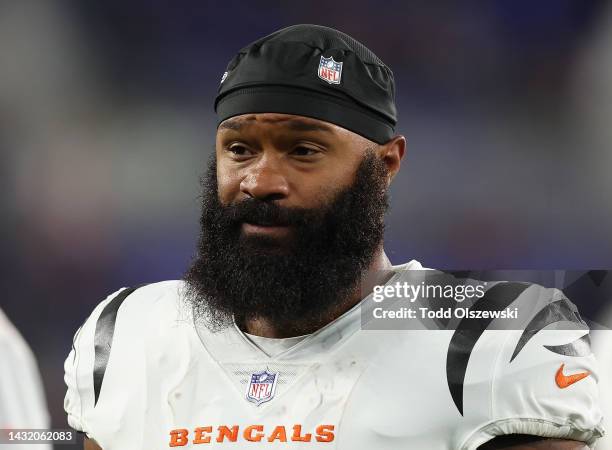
[241,222,292,238]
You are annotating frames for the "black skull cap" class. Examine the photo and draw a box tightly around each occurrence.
[215,24,397,144]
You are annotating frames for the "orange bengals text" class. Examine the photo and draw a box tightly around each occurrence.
[169,425,335,446]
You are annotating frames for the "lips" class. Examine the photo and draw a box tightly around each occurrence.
[242,222,292,238]
[244,220,288,227]
[243,221,290,229]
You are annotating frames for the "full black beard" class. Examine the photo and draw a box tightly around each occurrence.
[183,150,389,334]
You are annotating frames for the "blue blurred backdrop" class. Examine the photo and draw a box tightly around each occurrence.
[1,0,611,442]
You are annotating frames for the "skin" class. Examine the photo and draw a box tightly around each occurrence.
[215,113,404,337]
[82,113,587,450]
[83,438,101,450]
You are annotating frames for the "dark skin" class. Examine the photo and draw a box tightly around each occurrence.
[216,113,402,337]
[82,113,588,450]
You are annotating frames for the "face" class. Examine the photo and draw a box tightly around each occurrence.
[184,113,404,334]
[215,113,379,244]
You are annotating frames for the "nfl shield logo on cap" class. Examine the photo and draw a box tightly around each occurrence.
[318,55,343,84]
[246,369,278,406]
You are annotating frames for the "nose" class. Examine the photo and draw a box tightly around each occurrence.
[240,154,289,201]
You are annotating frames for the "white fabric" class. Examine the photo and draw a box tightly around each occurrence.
[592,309,612,450]
[0,308,51,450]
[64,260,604,449]
[244,333,309,357]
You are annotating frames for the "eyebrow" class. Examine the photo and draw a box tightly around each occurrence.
[218,117,334,133]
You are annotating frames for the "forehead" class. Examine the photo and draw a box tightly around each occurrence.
[218,113,355,139]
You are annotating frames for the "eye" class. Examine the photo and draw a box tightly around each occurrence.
[290,146,319,157]
[227,144,254,158]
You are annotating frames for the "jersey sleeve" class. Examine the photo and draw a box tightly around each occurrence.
[460,286,605,449]
[0,309,51,450]
[63,288,129,435]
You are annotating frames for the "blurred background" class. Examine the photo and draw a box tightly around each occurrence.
[1,0,611,447]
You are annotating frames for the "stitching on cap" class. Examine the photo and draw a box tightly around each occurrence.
[238,41,387,68]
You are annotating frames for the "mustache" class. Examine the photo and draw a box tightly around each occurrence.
[220,198,318,227]
[185,149,389,331]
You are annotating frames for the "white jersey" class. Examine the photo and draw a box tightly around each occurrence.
[64,261,603,449]
[592,304,612,450]
[0,308,51,450]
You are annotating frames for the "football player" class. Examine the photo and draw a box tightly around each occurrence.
[0,308,51,450]
[65,25,603,449]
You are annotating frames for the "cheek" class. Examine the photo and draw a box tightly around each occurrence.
[296,171,352,208]
[316,160,360,190]
[216,160,241,204]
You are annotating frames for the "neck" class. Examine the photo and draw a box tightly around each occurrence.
[242,245,394,338]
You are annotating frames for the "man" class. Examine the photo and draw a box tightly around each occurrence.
[0,308,52,450]
[65,25,603,449]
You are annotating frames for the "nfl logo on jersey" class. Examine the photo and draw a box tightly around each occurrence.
[318,56,343,84]
[246,369,278,406]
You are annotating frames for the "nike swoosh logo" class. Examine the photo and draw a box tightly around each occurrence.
[555,363,590,389]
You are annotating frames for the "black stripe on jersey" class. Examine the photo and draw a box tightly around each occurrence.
[71,325,83,364]
[446,282,529,416]
[509,297,587,362]
[544,333,591,357]
[93,286,140,406]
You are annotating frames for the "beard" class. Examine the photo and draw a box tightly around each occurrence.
[183,149,389,334]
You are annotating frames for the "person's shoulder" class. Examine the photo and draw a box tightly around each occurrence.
[115,279,186,307]
[72,279,192,356]
[391,259,426,271]
[460,282,603,448]
[87,279,188,323]
[115,279,188,318]
[64,280,192,436]
[0,308,51,430]
[0,308,30,355]
[384,266,603,446]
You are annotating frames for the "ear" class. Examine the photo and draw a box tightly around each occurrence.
[376,135,406,186]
